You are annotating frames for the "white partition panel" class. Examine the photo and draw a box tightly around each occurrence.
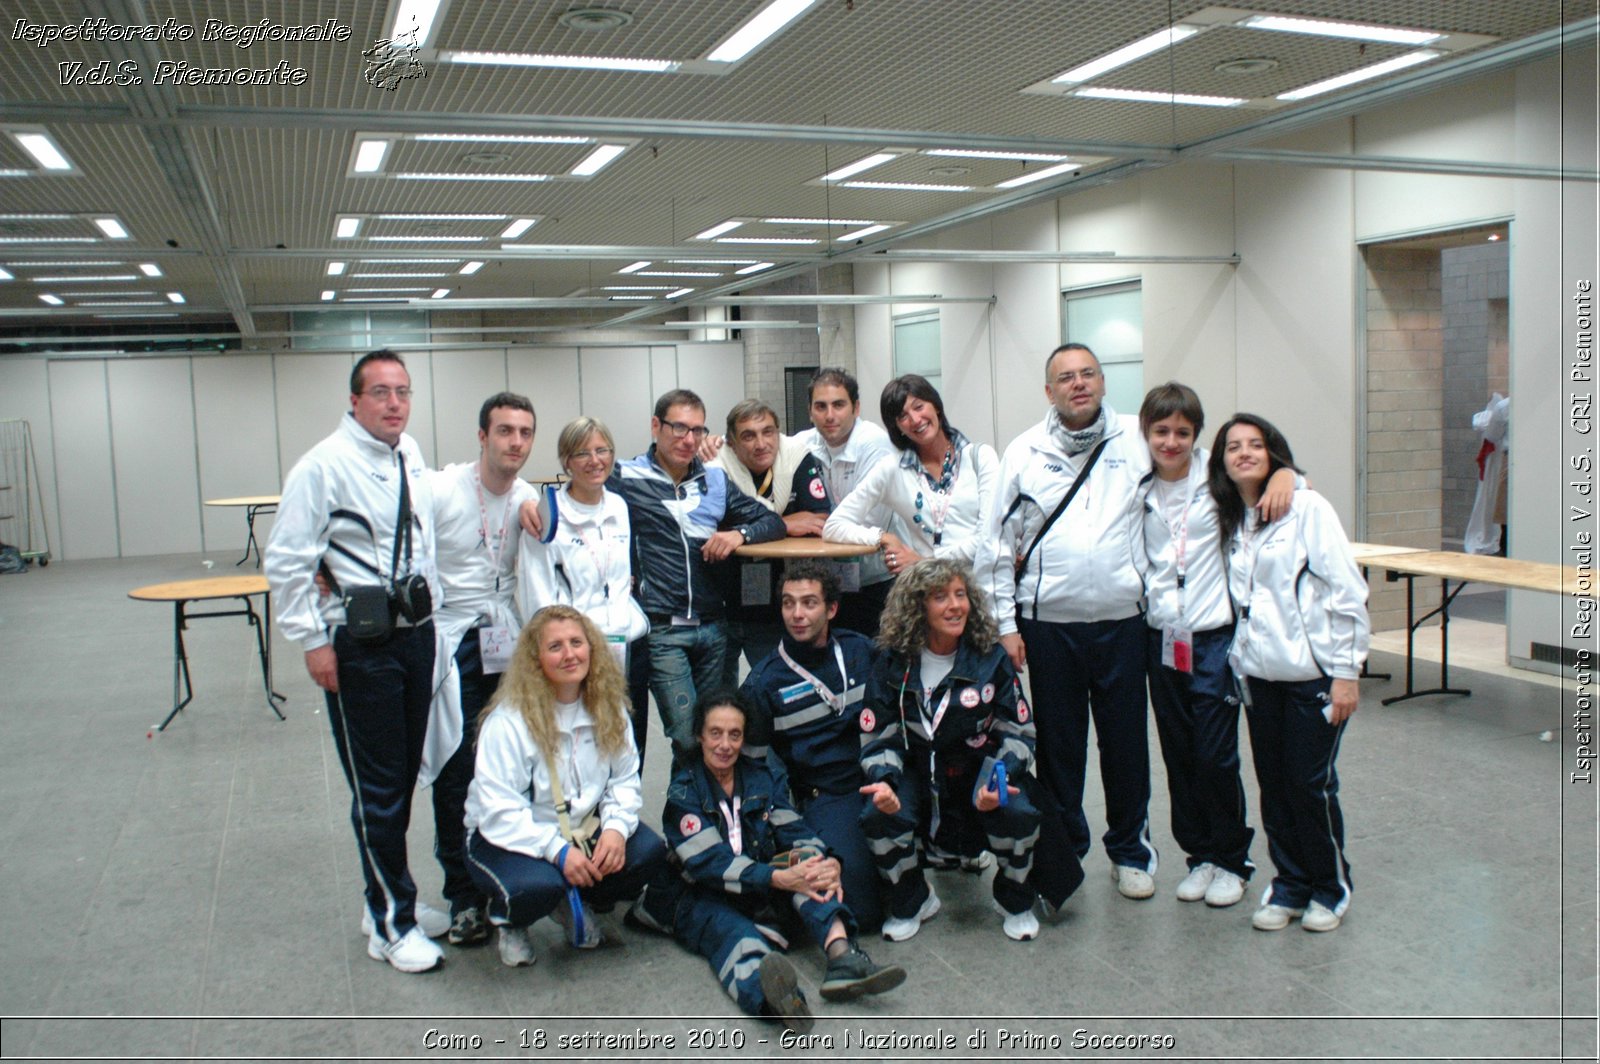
[108,358,202,557]
[404,352,436,467]
[47,360,119,560]
[579,347,655,462]
[675,343,746,434]
[507,347,580,481]
[193,355,282,552]
[274,353,355,477]
[0,359,60,558]
[429,349,509,468]
[648,347,678,404]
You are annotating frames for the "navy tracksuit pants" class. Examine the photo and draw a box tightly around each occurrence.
[1242,676,1352,914]
[796,788,884,932]
[325,622,435,942]
[1018,614,1156,872]
[674,888,852,1017]
[431,628,492,918]
[1146,625,1255,879]
[466,826,666,928]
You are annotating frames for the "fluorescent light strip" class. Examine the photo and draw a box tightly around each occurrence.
[368,235,489,241]
[604,285,676,290]
[391,0,444,47]
[0,170,30,177]
[619,261,650,273]
[348,286,432,292]
[994,160,1083,189]
[637,270,722,277]
[707,0,818,62]
[414,134,590,144]
[38,294,63,305]
[665,287,695,299]
[166,291,184,303]
[0,237,100,243]
[0,213,74,220]
[431,289,449,298]
[93,313,177,319]
[836,224,889,241]
[0,268,10,280]
[712,237,820,244]
[321,290,336,300]
[391,172,552,182]
[445,51,680,72]
[610,295,657,301]
[363,258,461,264]
[1276,50,1440,100]
[1052,25,1199,84]
[30,275,139,282]
[571,144,627,176]
[459,261,485,274]
[75,300,166,306]
[351,272,451,278]
[93,217,130,238]
[1074,87,1245,107]
[10,260,121,267]
[840,181,973,192]
[1242,14,1442,46]
[336,217,362,238]
[695,221,744,239]
[500,218,538,239]
[353,140,390,172]
[924,149,1070,162]
[65,290,152,297]
[139,263,162,276]
[736,262,775,275]
[327,262,347,275]
[377,213,507,221]
[763,217,880,226]
[820,152,897,182]
[14,131,74,170]
[343,297,412,302]
[668,259,757,265]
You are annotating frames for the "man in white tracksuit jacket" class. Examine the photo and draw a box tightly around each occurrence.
[265,349,445,973]
[976,343,1159,901]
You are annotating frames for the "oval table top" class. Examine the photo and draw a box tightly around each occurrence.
[734,537,877,560]
[129,575,270,602]
[204,495,281,507]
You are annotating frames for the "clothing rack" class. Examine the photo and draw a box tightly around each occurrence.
[0,419,52,566]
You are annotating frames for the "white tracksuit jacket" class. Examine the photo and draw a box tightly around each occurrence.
[1225,489,1371,683]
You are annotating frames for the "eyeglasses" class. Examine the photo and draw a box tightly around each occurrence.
[570,447,614,463]
[362,386,413,401]
[659,418,709,440]
[1052,367,1100,385]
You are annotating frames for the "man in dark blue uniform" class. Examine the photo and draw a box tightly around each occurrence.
[740,560,884,931]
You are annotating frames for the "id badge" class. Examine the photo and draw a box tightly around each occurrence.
[836,560,862,594]
[478,624,516,674]
[607,634,628,671]
[740,561,772,606]
[1161,625,1193,674]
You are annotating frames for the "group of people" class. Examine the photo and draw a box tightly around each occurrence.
[263,341,1370,1029]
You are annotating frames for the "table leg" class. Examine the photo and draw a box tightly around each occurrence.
[1382,573,1473,706]
[244,592,287,719]
[1357,563,1391,681]
[236,504,267,567]
[158,600,196,730]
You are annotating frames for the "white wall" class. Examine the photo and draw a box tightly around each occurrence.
[0,340,743,561]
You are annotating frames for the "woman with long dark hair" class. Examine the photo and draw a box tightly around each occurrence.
[1208,414,1369,934]
[824,374,998,576]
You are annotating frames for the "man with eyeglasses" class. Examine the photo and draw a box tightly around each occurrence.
[976,342,1159,908]
[266,348,446,973]
[617,389,787,766]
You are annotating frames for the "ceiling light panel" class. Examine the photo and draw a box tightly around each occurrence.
[1277,50,1441,100]
[1241,14,1443,46]
[1074,87,1246,107]
[385,0,449,49]
[1049,24,1203,85]
[705,0,821,63]
[443,51,681,72]
[570,144,628,176]
[7,128,77,172]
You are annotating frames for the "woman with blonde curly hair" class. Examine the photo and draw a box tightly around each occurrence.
[464,605,666,967]
[858,559,1051,942]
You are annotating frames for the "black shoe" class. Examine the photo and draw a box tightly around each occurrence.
[447,907,490,947]
[820,945,907,1002]
[758,953,813,1033]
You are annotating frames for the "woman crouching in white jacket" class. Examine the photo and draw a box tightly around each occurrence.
[1209,414,1370,935]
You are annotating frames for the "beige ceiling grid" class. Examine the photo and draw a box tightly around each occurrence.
[0,0,1587,332]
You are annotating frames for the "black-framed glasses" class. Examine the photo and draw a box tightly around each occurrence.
[660,418,709,440]
[362,386,413,401]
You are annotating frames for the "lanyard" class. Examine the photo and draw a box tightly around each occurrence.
[1155,473,1197,617]
[717,795,743,855]
[473,470,515,588]
[902,665,954,736]
[777,639,851,713]
[1235,514,1273,621]
[912,446,960,546]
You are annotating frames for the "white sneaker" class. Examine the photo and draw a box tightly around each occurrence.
[1175,863,1217,902]
[1301,901,1342,932]
[1112,865,1155,900]
[366,926,444,973]
[551,894,603,949]
[497,926,537,967]
[1250,903,1305,931]
[881,887,941,942]
[1000,906,1040,941]
[1204,869,1246,908]
[361,900,450,940]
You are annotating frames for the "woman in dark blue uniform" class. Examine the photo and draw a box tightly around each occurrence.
[660,691,904,1031]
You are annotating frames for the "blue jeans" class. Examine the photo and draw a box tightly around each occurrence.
[648,620,729,764]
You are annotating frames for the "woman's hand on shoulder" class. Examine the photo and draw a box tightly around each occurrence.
[1258,467,1298,523]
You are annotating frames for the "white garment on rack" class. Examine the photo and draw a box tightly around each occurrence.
[1464,393,1509,556]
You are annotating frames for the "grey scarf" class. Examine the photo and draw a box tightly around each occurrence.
[1050,407,1106,456]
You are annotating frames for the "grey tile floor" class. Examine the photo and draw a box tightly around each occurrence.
[1,554,1594,1062]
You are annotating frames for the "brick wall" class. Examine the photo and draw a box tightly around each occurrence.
[1364,246,1443,632]
[1439,243,1510,545]
[737,271,824,432]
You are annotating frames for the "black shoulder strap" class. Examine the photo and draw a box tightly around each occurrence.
[1016,439,1107,582]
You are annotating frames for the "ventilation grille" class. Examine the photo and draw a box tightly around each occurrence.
[1529,642,1580,669]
